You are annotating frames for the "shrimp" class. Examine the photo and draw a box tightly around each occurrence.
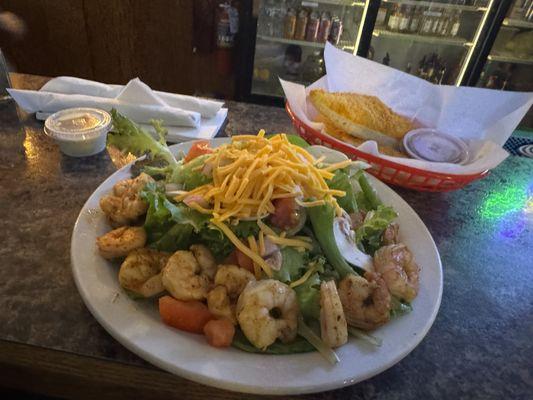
[236,279,299,350]
[374,244,419,302]
[96,226,147,259]
[207,265,256,324]
[207,285,236,324]
[338,272,391,331]
[320,280,348,348]
[118,248,170,297]
[382,222,399,245]
[161,249,212,301]
[214,265,256,300]
[100,173,154,227]
[190,244,217,280]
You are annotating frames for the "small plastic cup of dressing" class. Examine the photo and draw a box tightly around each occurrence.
[403,128,469,165]
[44,107,112,157]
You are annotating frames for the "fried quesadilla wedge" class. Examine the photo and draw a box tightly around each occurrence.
[315,114,407,158]
[309,89,414,148]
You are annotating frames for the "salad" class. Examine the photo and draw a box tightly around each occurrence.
[96,110,420,363]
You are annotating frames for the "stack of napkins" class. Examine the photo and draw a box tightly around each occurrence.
[8,77,228,142]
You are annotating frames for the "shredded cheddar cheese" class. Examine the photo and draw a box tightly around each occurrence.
[176,132,352,272]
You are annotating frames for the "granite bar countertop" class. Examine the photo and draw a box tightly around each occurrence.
[1,74,532,399]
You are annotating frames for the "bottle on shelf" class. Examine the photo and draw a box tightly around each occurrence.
[294,8,308,41]
[449,11,461,37]
[283,8,296,39]
[399,5,411,33]
[387,5,400,32]
[305,10,320,42]
[436,10,447,36]
[382,52,391,66]
[420,7,434,36]
[317,11,331,43]
[439,9,451,36]
[431,9,443,36]
[409,7,422,33]
[376,4,389,27]
[328,16,343,45]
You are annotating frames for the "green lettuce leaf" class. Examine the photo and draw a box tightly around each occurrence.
[356,205,398,255]
[294,272,321,320]
[108,109,177,167]
[196,225,233,261]
[141,182,210,252]
[169,154,212,190]
[273,247,305,283]
[327,169,358,214]
[232,328,314,354]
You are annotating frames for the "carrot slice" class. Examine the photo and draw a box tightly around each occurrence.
[159,296,213,334]
[203,319,235,348]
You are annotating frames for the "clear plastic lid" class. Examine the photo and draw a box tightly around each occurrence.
[44,107,111,141]
[403,128,469,164]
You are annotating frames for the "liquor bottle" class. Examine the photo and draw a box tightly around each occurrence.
[431,9,442,35]
[450,11,461,37]
[439,10,451,36]
[399,6,411,32]
[317,11,331,43]
[328,16,343,45]
[376,4,389,27]
[387,5,400,31]
[409,7,422,33]
[283,8,297,39]
[420,7,434,35]
[294,8,308,40]
[306,11,320,42]
[406,62,412,74]
[383,52,391,66]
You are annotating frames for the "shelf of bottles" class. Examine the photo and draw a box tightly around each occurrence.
[252,0,367,98]
[381,0,489,12]
[368,1,493,86]
[478,1,532,128]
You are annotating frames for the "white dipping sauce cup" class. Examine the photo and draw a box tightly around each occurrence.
[44,108,112,157]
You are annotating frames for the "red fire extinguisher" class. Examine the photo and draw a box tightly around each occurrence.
[215,1,239,77]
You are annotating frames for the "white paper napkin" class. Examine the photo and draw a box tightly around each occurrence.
[281,43,533,176]
[40,76,224,118]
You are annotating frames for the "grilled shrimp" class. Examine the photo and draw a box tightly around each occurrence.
[338,272,391,331]
[214,265,256,299]
[118,248,170,297]
[374,244,419,302]
[190,244,217,279]
[162,248,214,301]
[206,265,255,325]
[100,173,154,227]
[207,285,236,324]
[320,280,348,348]
[96,226,147,259]
[236,279,299,350]
[382,223,399,245]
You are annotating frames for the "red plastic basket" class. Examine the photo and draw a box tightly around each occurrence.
[285,102,488,192]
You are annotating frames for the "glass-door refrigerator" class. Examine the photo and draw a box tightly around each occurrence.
[369,0,495,85]
[474,0,532,127]
[250,0,371,99]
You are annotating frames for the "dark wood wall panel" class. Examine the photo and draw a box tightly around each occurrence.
[1,0,236,98]
[1,0,93,78]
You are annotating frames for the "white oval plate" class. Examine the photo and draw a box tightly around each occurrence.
[71,138,442,395]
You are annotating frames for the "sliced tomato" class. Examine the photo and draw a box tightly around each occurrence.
[270,197,299,230]
[235,249,254,273]
[159,296,213,334]
[203,319,235,348]
[184,140,213,163]
[224,250,239,265]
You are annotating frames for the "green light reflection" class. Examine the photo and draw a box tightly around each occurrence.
[480,185,528,220]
